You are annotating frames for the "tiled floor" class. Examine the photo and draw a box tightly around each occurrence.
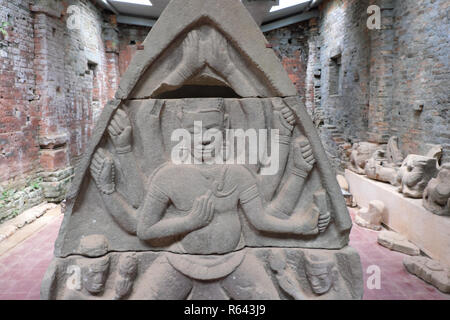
[0,210,449,300]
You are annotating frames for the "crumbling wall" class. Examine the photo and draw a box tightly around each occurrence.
[391,0,449,163]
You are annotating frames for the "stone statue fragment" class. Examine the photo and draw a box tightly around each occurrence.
[348,142,379,175]
[355,200,385,231]
[377,230,420,256]
[396,155,438,198]
[403,256,450,293]
[423,163,450,216]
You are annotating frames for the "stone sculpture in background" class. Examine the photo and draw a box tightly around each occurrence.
[41,0,363,300]
[348,142,379,175]
[377,230,420,256]
[423,163,450,216]
[396,155,438,198]
[364,136,405,185]
[365,149,399,186]
[404,256,450,293]
[354,200,384,231]
[386,136,404,167]
[424,144,443,169]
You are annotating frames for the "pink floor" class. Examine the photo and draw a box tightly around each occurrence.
[0,210,449,300]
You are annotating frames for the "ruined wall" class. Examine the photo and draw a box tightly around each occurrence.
[0,0,122,220]
[0,0,40,186]
[264,21,310,102]
[391,0,449,164]
[316,0,372,171]
[117,25,149,77]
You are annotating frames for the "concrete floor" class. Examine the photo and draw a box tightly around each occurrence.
[0,209,449,300]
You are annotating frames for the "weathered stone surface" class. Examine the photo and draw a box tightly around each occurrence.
[396,155,438,199]
[346,169,450,267]
[365,149,399,186]
[423,163,450,216]
[424,144,443,168]
[403,256,450,293]
[348,142,379,175]
[355,200,384,231]
[42,0,361,300]
[377,230,420,256]
[41,247,363,300]
[242,0,277,26]
[0,202,57,242]
[336,175,349,191]
[386,136,404,167]
[41,167,74,203]
[116,0,297,99]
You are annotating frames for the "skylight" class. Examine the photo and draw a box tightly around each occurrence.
[270,0,310,12]
[112,0,152,6]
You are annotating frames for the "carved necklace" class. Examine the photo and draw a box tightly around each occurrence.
[199,166,237,198]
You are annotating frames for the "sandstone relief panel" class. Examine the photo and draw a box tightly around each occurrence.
[42,0,363,300]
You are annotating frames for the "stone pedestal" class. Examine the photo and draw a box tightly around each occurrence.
[346,169,450,267]
[42,247,363,300]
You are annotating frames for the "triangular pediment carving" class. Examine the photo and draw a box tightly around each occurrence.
[132,23,280,98]
[117,0,297,99]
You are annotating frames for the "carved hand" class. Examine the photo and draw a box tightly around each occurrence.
[165,30,201,85]
[292,137,316,176]
[90,148,115,195]
[204,29,233,75]
[273,102,296,137]
[187,191,215,230]
[108,109,132,154]
[317,209,331,233]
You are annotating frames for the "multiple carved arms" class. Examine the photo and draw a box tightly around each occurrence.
[90,106,331,241]
[162,29,257,96]
[241,137,329,236]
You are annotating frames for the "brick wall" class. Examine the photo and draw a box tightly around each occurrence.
[265,22,310,102]
[0,0,448,204]
[318,0,372,170]
[0,0,39,187]
[0,0,124,213]
[391,0,449,163]
[117,25,149,77]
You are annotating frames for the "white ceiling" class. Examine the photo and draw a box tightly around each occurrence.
[103,0,315,24]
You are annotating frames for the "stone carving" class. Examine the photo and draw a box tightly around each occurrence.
[348,142,379,175]
[336,175,349,191]
[403,256,450,293]
[396,155,438,198]
[41,247,363,300]
[355,200,385,231]
[365,149,399,185]
[424,144,443,169]
[42,0,362,300]
[304,252,341,298]
[423,163,450,216]
[114,253,138,300]
[385,136,403,167]
[377,230,420,256]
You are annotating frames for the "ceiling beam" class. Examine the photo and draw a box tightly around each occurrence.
[116,15,157,27]
[261,9,319,32]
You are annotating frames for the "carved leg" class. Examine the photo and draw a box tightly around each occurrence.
[221,253,280,300]
[130,255,193,300]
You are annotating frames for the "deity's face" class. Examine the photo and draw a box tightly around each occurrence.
[82,259,109,294]
[306,268,334,295]
[182,109,225,163]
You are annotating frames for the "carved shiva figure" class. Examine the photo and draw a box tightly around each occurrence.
[89,99,331,299]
